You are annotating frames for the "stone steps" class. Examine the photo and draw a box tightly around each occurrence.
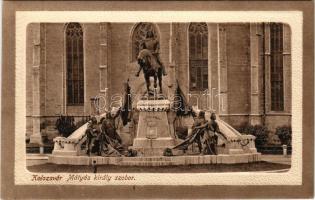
[48,153,262,166]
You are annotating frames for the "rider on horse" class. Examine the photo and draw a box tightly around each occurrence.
[136,30,167,76]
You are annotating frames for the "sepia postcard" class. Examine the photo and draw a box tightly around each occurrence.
[2,1,314,199]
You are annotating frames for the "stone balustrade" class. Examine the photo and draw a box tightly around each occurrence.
[52,131,87,156]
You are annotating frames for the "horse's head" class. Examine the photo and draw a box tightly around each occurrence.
[137,57,147,69]
[137,49,159,73]
[137,49,151,72]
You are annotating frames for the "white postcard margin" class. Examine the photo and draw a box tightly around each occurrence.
[15,11,302,185]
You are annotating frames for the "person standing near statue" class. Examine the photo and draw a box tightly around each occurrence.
[172,110,207,153]
[191,111,207,153]
[85,116,101,156]
[101,108,122,144]
[99,107,124,156]
[202,113,220,155]
[136,30,167,76]
[196,113,226,155]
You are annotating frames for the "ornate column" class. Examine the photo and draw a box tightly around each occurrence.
[99,23,111,113]
[168,23,177,98]
[167,23,178,140]
[283,24,291,113]
[217,24,228,116]
[207,23,212,112]
[249,23,261,125]
[263,23,271,114]
[208,24,219,112]
[30,24,42,145]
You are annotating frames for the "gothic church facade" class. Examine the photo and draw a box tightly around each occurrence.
[26,22,291,142]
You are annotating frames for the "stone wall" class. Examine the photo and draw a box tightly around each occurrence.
[25,22,292,141]
[82,23,101,115]
[44,23,64,116]
[226,24,251,117]
[175,23,189,97]
[110,23,132,96]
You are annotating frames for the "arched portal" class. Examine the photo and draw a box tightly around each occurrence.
[131,23,159,62]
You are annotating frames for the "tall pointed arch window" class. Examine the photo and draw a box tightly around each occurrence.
[132,23,158,61]
[66,23,84,105]
[270,23,284,111]
[189,23,208,91]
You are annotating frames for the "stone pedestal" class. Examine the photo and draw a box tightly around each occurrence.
[132,99,176,156]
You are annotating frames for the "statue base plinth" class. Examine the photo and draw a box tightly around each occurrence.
[132,99,175,156]
[132,137,175,156]
[48,153,262,166]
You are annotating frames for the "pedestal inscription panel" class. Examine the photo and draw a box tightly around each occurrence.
[132,99,175,156]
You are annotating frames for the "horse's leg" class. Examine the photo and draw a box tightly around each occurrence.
[154,74,157,89]
[153,74,158,96]
[145,74,150,94]
[135,65,142,77]
[158,69,163,93]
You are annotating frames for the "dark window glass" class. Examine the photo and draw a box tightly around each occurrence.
[66,23,84,105]
[270,23,284,111]
[189,23,208,91]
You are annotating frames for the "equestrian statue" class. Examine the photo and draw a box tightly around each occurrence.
[135,30,167,95]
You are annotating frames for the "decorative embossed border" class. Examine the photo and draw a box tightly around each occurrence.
[2,1,313,198]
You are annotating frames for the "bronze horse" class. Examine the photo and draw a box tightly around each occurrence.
[136,49,163,95]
